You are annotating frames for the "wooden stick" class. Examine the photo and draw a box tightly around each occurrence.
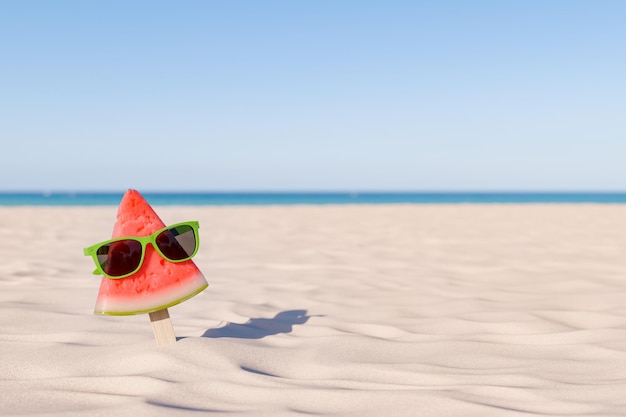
[149,308,176,346]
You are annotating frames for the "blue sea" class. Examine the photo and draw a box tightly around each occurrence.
[1,192,626,206]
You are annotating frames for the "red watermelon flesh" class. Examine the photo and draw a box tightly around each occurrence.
[94,189,208,315]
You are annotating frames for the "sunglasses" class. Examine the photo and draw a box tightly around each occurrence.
[84,221,200,279]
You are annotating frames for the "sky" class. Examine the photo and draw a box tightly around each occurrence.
[1,0,625,192]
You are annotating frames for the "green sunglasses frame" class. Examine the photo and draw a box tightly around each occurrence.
[83,221,200,279]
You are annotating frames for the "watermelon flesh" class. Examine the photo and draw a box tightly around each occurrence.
[94,189,208,315]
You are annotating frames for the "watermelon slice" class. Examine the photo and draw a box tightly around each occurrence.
[94,189,208,315]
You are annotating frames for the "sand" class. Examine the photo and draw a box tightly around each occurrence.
[1,204,626,416]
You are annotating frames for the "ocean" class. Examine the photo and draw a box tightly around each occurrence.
[1,192,626,206]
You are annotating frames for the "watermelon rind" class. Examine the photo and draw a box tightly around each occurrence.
[94,273,208,316]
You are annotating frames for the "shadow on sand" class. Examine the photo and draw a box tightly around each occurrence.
[202,309,318,339]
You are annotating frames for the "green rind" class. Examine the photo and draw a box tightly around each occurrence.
[94,282,209,316]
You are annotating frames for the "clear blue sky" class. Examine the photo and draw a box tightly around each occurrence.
[1,0,624,191]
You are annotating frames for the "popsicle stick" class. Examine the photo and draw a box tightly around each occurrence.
[149,308,176,346]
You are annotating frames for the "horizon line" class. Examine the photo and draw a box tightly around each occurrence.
[2,190,626,194]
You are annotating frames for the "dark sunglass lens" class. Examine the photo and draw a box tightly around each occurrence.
[156,225,196,261]
[97,239,143,277]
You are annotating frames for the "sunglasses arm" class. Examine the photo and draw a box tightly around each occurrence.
[84,247,102,276]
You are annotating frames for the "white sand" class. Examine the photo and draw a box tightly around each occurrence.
[2,204,626,416]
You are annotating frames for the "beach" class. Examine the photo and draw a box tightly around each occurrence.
[2,204,626,416]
